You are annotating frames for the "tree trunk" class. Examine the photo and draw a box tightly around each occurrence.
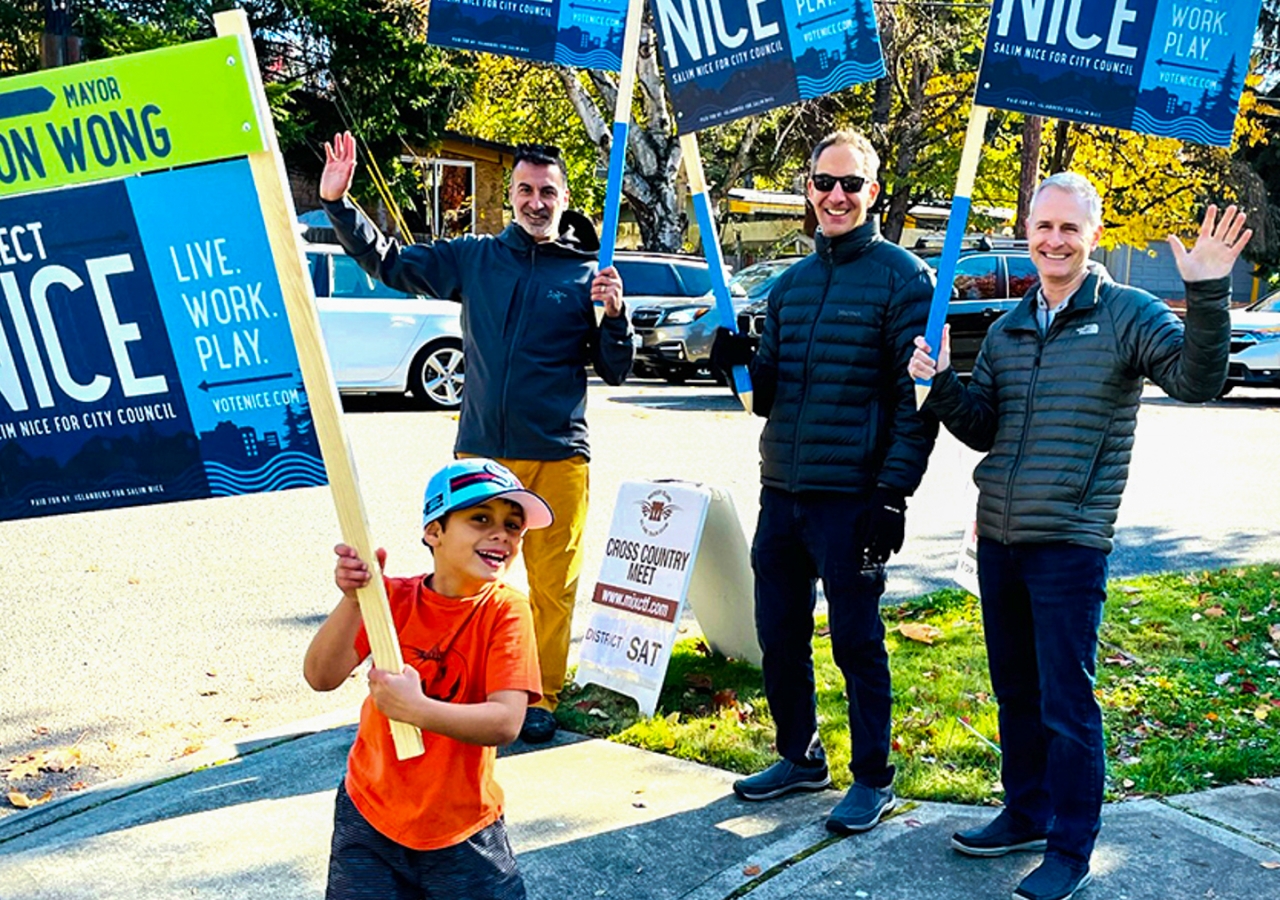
[1048,119,1075,173]
[553,20,764,253]
[1015,116,1043,238]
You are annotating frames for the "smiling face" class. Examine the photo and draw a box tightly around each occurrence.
[423,498,526,597]
[806,143,880,239]
[510,161,569,242]
[1028,185,1103,299]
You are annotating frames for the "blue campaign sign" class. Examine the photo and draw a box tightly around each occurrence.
[426,0,628,70]
[975,0,1264,146]
[0,158,325,521]
[651,0,885,133]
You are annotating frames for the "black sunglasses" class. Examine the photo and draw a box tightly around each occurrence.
[811,173,868,193]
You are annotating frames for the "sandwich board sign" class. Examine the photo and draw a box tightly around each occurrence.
[577,480,760,716]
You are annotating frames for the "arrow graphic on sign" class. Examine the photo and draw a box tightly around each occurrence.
[0,87,56,121]
[1156,59,1219,75]
[198,372,294,391]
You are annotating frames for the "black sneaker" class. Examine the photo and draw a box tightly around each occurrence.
[825,782,895,834]
[732,759,831,801]
[1013,856,1092,900]
[519,708,557,744]
[952,812,1049,857]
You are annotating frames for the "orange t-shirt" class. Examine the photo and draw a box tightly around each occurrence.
[345,576,541,850]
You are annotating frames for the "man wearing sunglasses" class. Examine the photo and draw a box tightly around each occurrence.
[320,134,633,745]
[711,130,937,834]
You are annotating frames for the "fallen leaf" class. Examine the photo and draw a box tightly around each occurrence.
[127,576,140,585]
[898,623,943,645]
[742,865,761,877]
[5,757,41,781]
[1119,585,1143,595]
[815,625,831,638]
[1269,624,1280,644]
[1123,778,1136,789]
[1105,655,1134,668]
[693,639,712,657]
[573,700,600,712]
[586,708,609,719]
[712,688,738,709]
[1215,673,1232,686]
[1247,778,1268,786]
[1205,712,1219,721]
[68,781,87,792]
[683,673,713,691]
[40,747,81,773]
[7,789,52,809]
[1261,861,1280,870]
[1254,706,1270,722]
[1242,681,1259,695]
[180,744,203,756]
[632,801,647,808]
[31,726,49,736]
[904,818,923,828]
[1204,605,1227,618]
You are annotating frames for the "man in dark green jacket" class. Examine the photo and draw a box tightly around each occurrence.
[321,133,633,744]
[713,129,937,836]
[910,173,1251,900]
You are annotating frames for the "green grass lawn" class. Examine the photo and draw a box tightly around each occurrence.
[555,565,1280,803]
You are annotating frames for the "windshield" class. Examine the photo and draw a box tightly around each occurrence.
[729,262,789,298]
[1250,290,1280,314]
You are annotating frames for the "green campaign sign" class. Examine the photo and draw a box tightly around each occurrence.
[0,36,265,199]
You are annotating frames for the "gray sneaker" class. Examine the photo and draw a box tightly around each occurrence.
[733,759,831,801]
[825,782,895,834]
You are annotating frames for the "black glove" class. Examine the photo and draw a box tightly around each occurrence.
[861,488,907,565]
[710,327,755,372]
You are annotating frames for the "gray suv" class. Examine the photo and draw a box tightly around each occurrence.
[618,252,740,384]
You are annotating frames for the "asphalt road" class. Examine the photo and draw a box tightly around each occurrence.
[2,380,1278,813]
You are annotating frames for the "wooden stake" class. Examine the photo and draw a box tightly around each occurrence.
[598,0,644,268]
[680,132,752,414]
[215,9,423,759]
[916,104,990,409]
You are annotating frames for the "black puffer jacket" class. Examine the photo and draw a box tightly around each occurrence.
[926,266,1231,552]
[751,219,938,496]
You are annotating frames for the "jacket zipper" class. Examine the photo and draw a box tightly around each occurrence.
[791,254,833,487]
[500,244,539,457]
[1002,331,1043,543]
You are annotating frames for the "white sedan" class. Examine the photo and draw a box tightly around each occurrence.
[306,244,464,410]
[1222,288,1280,397]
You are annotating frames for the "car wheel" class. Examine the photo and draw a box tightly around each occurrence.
[409,340,465,410]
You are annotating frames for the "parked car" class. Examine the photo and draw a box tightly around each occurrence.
[735,246,1039,378]
[1220,288,1280,397]
[306,244,465,410]
[620,252,741,384]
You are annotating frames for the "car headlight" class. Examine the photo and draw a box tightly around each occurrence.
[663,306,712,326]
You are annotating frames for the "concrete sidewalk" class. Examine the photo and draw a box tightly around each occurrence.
[1,716,1278,900]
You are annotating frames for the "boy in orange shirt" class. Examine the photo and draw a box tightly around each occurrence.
[305,458,550,900]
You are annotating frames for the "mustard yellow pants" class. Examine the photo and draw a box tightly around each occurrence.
[490,455,589,711]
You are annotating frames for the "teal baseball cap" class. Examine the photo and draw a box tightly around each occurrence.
[422,458,553,530]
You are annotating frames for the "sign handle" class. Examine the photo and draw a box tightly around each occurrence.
[214,10,423,760]
[915,104,990,409]
[679,133,752,413]
[597,0,644,268]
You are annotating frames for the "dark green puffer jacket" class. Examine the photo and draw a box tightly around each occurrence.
[925,266,1231,552]
[752,219,938,496]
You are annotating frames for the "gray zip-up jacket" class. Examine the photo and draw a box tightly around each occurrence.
[323,197,633,461]
[925,266,1231,551]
